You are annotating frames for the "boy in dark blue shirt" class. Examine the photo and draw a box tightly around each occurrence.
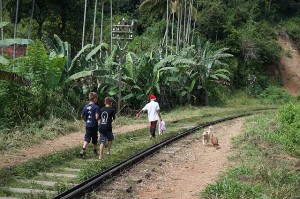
[80,92,100,159]
[98,97,116,160]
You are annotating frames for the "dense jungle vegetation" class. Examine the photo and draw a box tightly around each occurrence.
[1,0,300,130]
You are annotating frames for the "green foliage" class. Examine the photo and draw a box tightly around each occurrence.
[22,40,64,93]
[198,2,227,40]
[281,17,300,49]
[0,0,298,126]
[275,103,300,155]
[258,86,292,104]
[202,113,300,198]
[202,176,263,199]
[0,81,34,125]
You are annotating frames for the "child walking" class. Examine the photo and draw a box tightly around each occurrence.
[80,92,100,159]
[136,94,162,139]
[98,97,116,160]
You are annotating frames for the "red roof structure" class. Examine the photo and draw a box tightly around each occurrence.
[3,45,27,58]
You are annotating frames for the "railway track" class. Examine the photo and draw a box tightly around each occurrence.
[0,108,275,199]
[54,111,270,199]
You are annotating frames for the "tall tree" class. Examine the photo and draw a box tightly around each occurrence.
[92,0,98,45]
[82,0,88,49]
[13,0,19,60]
[165,0,169,56]
[110,0,112,51]
[0,0,3,55]
[99,0,105,58]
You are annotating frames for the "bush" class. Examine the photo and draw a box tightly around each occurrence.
[275,102,300,154]
[258,86,292,104]
[282,17,300,50]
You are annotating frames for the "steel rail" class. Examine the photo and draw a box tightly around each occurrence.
[53,110,272,199]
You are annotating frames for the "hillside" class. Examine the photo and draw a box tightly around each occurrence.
[279,34,300,96]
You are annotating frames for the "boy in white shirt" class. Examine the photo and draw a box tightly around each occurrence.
[136,94,162,139]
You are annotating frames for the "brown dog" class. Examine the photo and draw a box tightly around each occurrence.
[210,133,219,147]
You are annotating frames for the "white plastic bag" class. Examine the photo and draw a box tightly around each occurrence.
[159,120,166,135]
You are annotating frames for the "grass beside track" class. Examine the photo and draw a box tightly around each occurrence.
[0,104,275,198]
[201,112,300,199]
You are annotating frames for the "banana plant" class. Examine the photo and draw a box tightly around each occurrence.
[47,34,110,84]
[121,47,195,109]
[185,41,233,105]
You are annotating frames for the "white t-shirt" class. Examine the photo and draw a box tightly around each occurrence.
[142,100,160,122]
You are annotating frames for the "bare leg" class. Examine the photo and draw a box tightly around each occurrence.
[107,141,112,155]
[93,144,97,150]
[99,143,104,159]
[82,141,89,149]
[80,141,89,159]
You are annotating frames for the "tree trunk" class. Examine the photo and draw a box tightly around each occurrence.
[191,2,198,45]
[165,0,169,56]
[92,0,98,45]
[183,0,186,42]
[110,0,113,51]
[204,89,209,106]
[13,0,20,60]
[176,1,180,53]
[82,0,88,49]
[0,0,4,55]
[171,12,174,54]
[99,1,104,58]
[185,1,190,45]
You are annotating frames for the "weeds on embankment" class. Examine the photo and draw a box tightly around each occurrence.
[201,104,300,199]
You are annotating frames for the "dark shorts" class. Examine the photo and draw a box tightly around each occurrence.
[99,129,114,144]
[150,120,158,137]
[84,127,98,144]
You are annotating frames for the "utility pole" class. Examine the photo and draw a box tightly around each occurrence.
[112,18,134,115]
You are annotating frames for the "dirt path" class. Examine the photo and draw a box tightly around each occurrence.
[97,118,244,199]
[278,36,300,96]
[0,124,147,168]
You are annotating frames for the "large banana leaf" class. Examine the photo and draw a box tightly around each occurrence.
[69,44,93,72]
[124,52,138,78]
[53,34,64,55]
[85,43,109,61]
[0,56,9,65]
[0,69,31,87]
[153,55,176,72]
[65,69,119,86]
[172,58,196,66]
[0,39,33,47]
[66,70,95,83]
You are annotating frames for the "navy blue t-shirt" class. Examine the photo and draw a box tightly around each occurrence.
[99,106,116,131]
[81,103,100,128]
